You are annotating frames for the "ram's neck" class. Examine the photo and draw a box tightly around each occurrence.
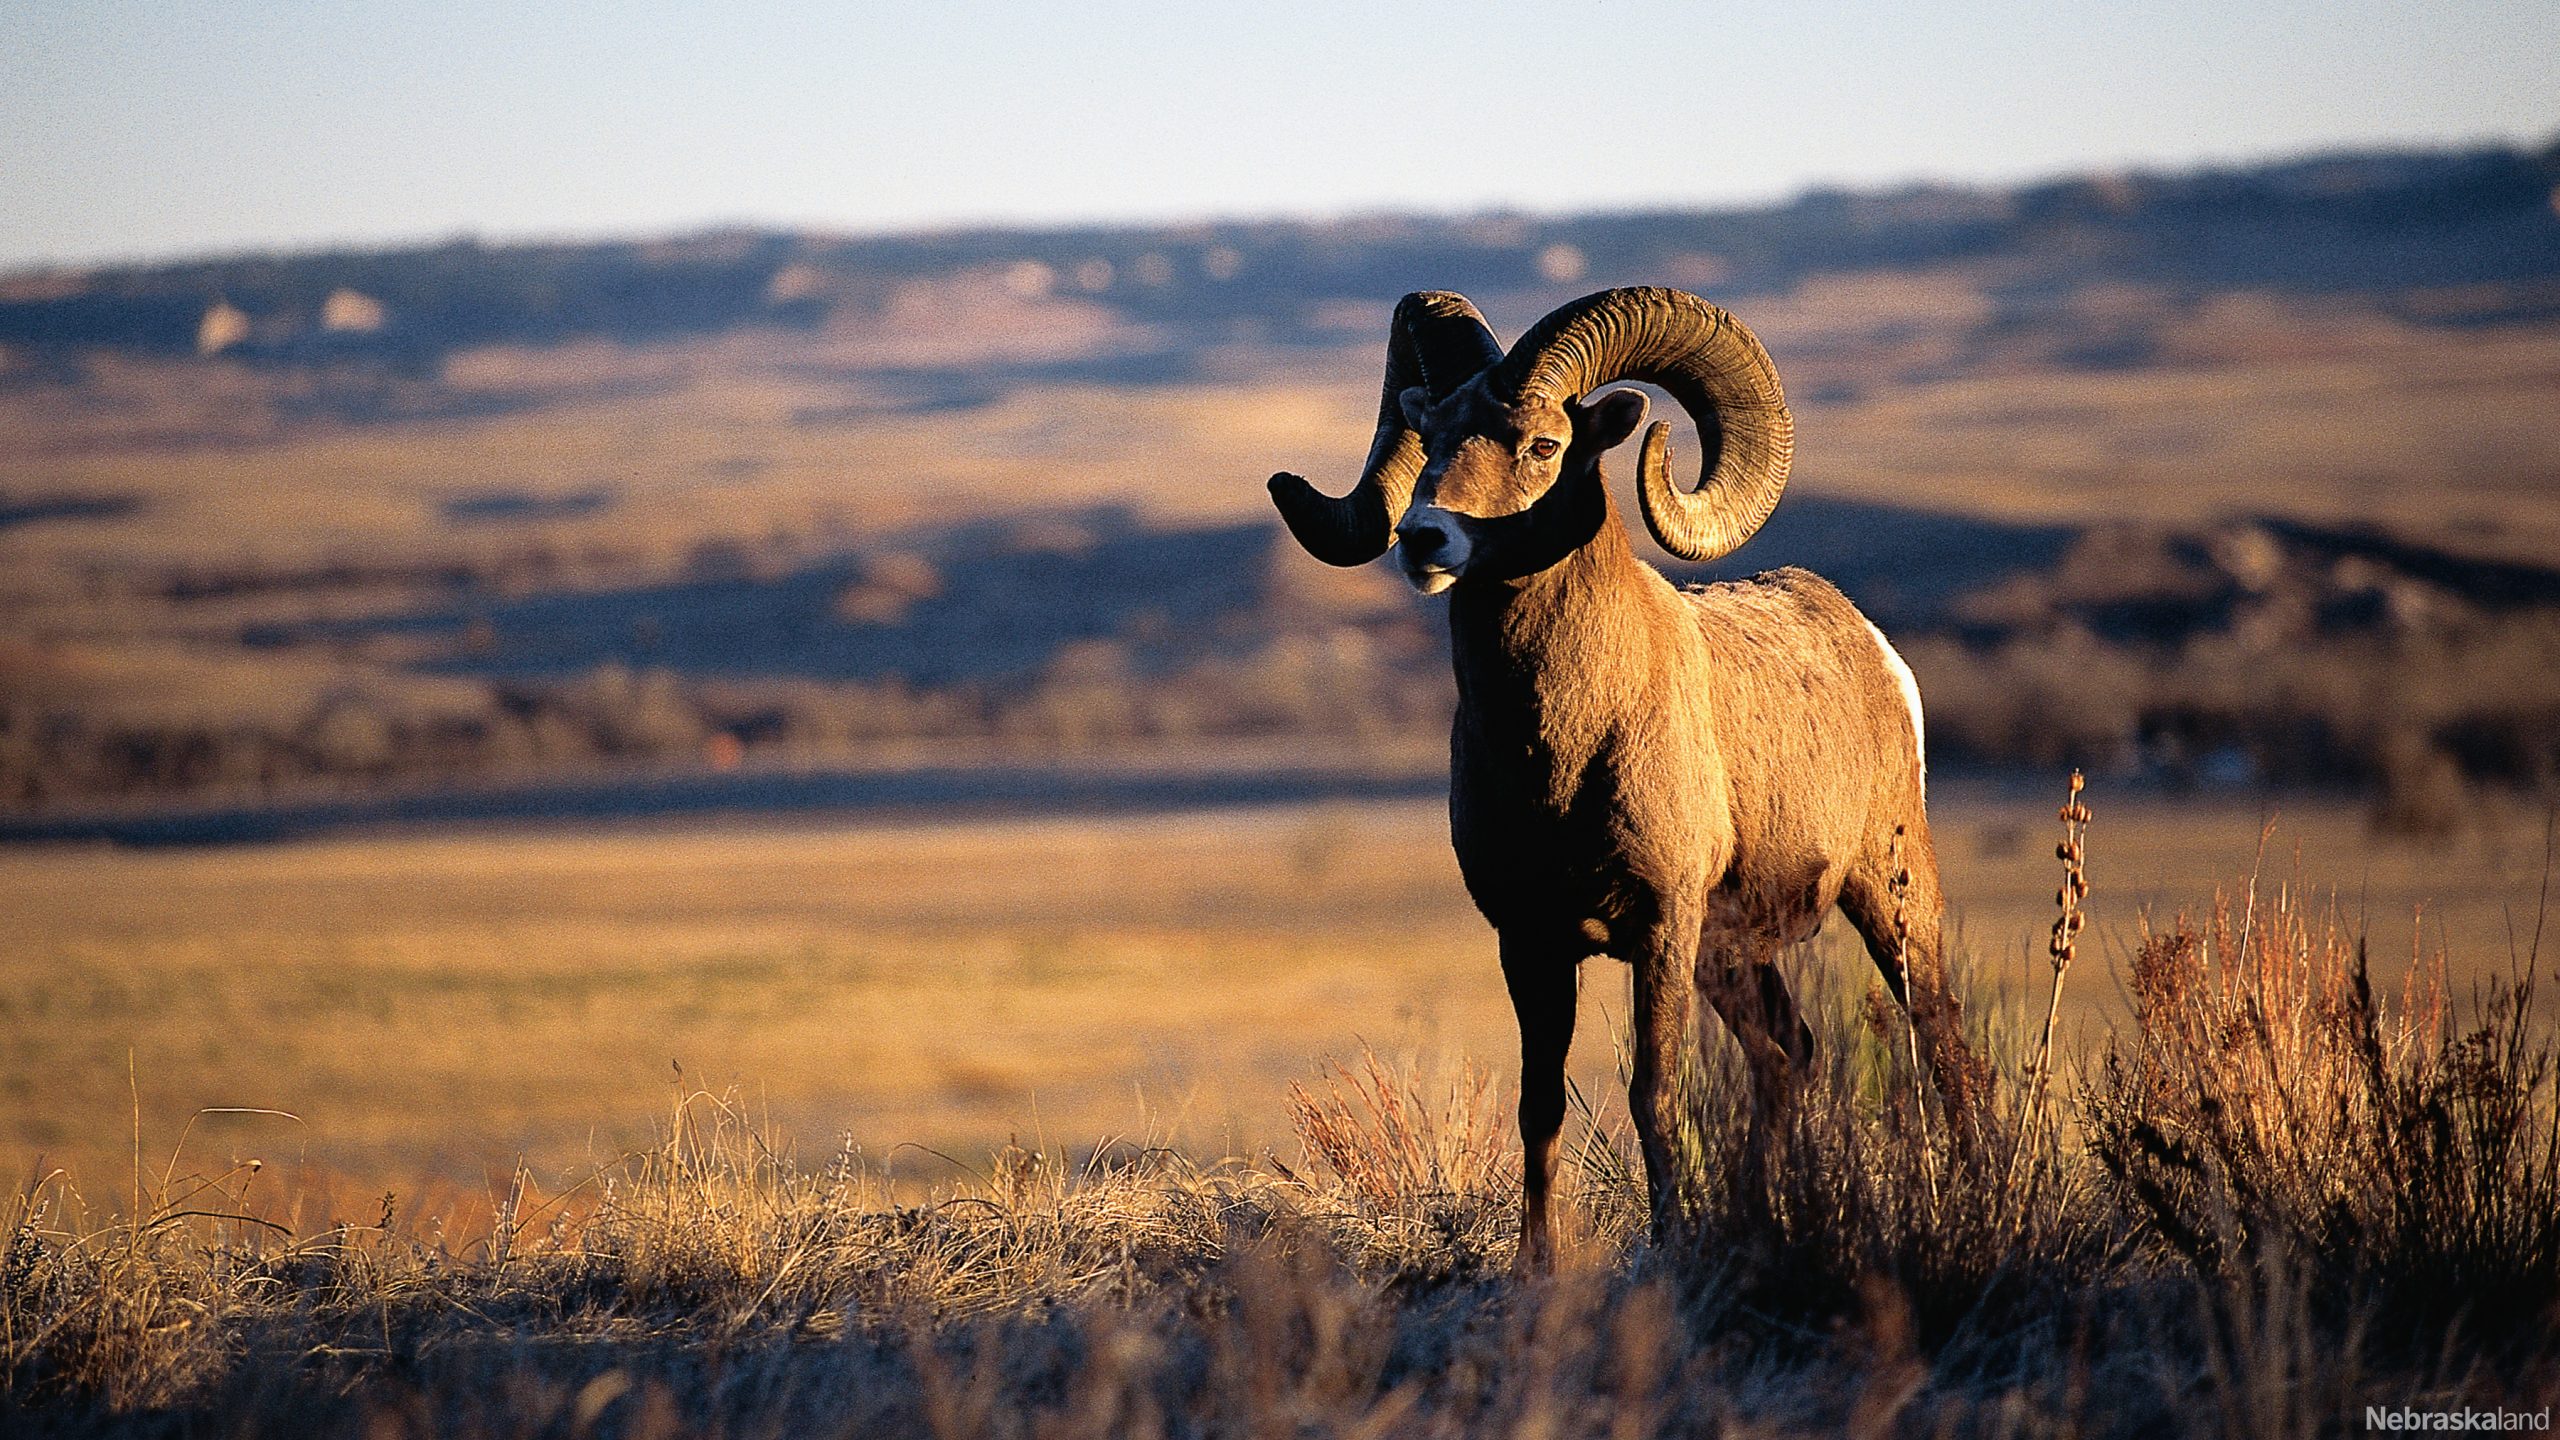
[1446,489,1662,736]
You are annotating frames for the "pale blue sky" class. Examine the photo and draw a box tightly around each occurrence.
[2,0,2552,269]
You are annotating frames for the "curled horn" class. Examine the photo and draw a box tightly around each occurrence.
[1495,287,1793,563]
[1267,291,1502,566]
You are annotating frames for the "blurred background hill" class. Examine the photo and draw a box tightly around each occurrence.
[3,139,2558,835]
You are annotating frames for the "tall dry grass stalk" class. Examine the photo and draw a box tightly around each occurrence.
[2013,770,2090,1194]
[1886,822,1939,1204]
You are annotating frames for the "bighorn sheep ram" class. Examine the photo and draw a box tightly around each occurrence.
[1266,286,1974,1262]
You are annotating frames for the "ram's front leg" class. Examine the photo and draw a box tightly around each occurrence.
[1500,932,1578,1272]
[1627,909,1701,1241]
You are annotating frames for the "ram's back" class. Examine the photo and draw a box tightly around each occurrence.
[1681,567,1927,899]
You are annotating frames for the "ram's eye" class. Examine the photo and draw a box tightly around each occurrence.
[1526,437,1560,461]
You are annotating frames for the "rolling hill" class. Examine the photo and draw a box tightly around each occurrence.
[3,139,2556,830]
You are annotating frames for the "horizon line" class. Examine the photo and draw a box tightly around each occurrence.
[10,128,2552,283]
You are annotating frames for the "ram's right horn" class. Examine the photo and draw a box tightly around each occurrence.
[1268,290,1504,567]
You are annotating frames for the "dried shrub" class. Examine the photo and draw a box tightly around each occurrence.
[2083,865,2560,1354]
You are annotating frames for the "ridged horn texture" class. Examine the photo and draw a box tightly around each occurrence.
[1495,286,1793,563]
[1268,291,1503,566]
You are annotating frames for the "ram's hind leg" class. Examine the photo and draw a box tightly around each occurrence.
[1698,933,1813,1213]
[1839,824,1983,1141]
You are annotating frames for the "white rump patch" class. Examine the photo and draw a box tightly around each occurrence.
[1863,617,1926,792]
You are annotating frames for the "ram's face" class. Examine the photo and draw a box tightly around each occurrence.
[1390,379,1647,593]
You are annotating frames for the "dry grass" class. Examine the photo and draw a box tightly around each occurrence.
[0,803,1512,1202]
[4,793,2550,1210]
[5,800,2553,1435]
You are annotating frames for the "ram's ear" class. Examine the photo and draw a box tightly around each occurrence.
[1573,388,1651,450]
[1397,385,1434,432]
